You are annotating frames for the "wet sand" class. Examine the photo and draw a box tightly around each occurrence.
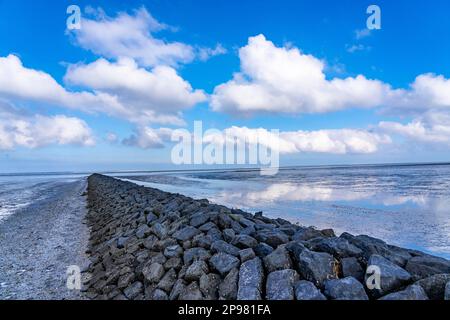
[0,179,89,300]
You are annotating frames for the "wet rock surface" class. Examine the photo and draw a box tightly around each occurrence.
[82,174,450,300]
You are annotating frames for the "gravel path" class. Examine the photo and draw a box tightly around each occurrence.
[0,179,89,300]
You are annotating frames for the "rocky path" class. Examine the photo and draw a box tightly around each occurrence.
[0,179,89,300]
[84,174,450,300]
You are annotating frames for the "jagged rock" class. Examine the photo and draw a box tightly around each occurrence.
[164,245,183,258]
[179,282,203,300]
[266,269,299,300]
[255,229,289,248]
[232,234,258,249]
[211,240,240,256]
[152,288,169,300]
[169,279,186,300]
[190,213,210,227]
[192,234,213,249]
[296,249,337,288]
[405,255,450,280]
[324,277,368,300]
[239,248,256,263]
[292,227,324,241]
[263,246,293,273]
[200,273,221,299]
[379,285,428,300]
[123,282,143,300]
[157,268,177,292]
[223,229,236,242]
[209,253,240,275]
[253,243,274,257]
[146,213,158,225]
[165,257,183,270]
[415,274,450,300]
[308,237,363,258]
[365,254,412,297]
[341,257,365,282]
[237,257,264,300]
[142,262,165,283]
[183,247,211,265]
[117,273,135,289]
[219,268,239,300]
[294,280,327,300]
[173,226,201,241]
[151,223,168,239]
[135,224,152,239]
[185,261,209,281]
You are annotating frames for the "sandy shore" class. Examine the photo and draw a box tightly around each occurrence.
[0,179,89,300]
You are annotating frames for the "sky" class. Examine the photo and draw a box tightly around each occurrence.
[0,0,449,173]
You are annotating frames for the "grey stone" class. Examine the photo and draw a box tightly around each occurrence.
[297,249,337,288]
[117,272,135,289]
[117,236,128,249]
[165,257,183,270]
[308,237,363,258]
[266,269,299,300]
[199,273,221,300]
[263,246,293,273]
[173,226,201,241]
[223,229,235,242]
[207,228,224,241]
[219,268,239,300]
[405,255,450,280]
[179,282,203,300]
[192,234,213,249]
[341,257,365,282]
[183,247,211,265]
[164,245,183,258]
[294,281,327,300]
[239,248,256,263]
[123,281,143,300]
[135,224,151,239]
[237,257,264,300]
[199,222,217,232]
[142,262,165,283]
[324,277,368,300]
[365,254,412,297]
[190,213,210,227]
[255,229,289,248]
[209,253,240,275]
[152,288,169,300]
[211,240,240,256]
[445,281,450,300]
[146,213,158,224]
[253,243,274,257]
[415,273,450,300]
[157,268,177,292]
[292,227,324,241]
[151,223,168,239]
[169,279,186,300]
[379,285,428,300]
[232,234,258,249]
[185,261,209,281]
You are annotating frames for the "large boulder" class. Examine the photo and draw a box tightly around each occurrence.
[308,237,363,258]
[296,249,337,287]
[183,247,211,265]
[415,273,450,300]
[232,234,258,249]
[294,281,327,300]
[237,257,264,300]
[341,257,365,282]
[323,277,368,300]
[266,269,299,300]
[219,268,239,300]
[179,282,203,300]
[211,240,240,257]
[365,254,412,297]
[142,262,165,283]
[255,229,289,248]
[253,243,274,257]
[200,273,221,300]
[185,261,209,281]
[263,246,293,273]
[173,226,201,241]
[209,252,240,276]
[405,255,450,280]
[379,285,428,300]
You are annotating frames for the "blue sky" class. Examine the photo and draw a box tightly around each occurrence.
[0,0,449,172]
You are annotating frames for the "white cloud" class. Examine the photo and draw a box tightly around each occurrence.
[211,35,450,117]
[211,34,391,115]
[0,102,95,150]
[73,7,194,67]
[355,28,371,40]
[198,44,227,61]
[64,57,207,125]
[0,54,122,114]
[122,126,174,149]
[346,44,370,53]
[203,126,391,154]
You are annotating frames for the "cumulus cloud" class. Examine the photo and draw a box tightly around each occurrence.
[72,7,195,67]
[0,102,95,150]
[0,54,121,113]
[198,44,227,61]
[122,126,174,149]
[211,34,391,115]
[211,35,450,117]
[64,57,207,125]
[203,126,391,154]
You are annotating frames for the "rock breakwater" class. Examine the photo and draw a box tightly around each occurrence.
[83,174,450,300]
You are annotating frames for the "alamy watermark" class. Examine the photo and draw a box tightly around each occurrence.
[170,121,280,176]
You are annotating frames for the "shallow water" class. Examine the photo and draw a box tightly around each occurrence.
[118,164,450,259]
